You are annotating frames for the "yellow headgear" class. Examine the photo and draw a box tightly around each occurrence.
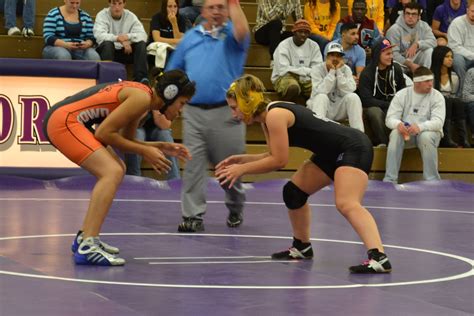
[229,82,265,120]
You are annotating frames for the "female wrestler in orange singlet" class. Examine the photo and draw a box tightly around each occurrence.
[43,70,195,266]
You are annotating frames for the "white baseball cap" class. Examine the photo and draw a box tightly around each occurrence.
[326,42,345,56]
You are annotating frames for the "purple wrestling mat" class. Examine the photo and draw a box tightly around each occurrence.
[0,175,473,315]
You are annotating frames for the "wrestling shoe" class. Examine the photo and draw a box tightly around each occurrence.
[74,237,125,266]
[226,212,243,228]
[271,238,314,260]
[71,231,120,255]
[349,248,392,273]
[178,217,204,232]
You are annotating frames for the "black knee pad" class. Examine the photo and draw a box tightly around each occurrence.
[282,181,309,210]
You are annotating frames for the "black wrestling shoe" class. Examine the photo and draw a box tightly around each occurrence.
[226,212,243,228]
[349,248,392,273]
[272,246,314,260]
[178,217,204,232]
[272,238,314,260]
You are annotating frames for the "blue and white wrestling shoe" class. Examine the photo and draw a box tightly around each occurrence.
[74,237,125,266]
[71,231,120,255]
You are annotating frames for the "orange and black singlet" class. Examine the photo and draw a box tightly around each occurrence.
[43,81,152,165]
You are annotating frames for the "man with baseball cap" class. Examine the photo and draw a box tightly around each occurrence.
[271,19,323,102]
[307,42,365,131]
[359,38,408,146]
[384,66,445,183]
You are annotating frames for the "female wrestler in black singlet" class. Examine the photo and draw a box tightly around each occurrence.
[215,74,392,273]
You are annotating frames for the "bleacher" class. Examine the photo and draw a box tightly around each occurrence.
[1,0,473,183]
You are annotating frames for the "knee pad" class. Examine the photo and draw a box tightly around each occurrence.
[282,181,309,210]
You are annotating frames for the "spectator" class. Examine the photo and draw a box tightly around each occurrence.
[147,0,191,70]
[359,38,406,146]
[304,0,340,52]
[383,67,445,183]
[326,22,366,83]
[334,0,381,58]
[447,0,474,95]
[386,0,427,28]
[271,19,323,102]
[347,0,385,32]
[3,0,35,37]
[42,0,100,61]
[125,111,181,179]
[432,0,467,39]
[179,0,203,24]
[254,0,302,62]
[437,34,448,46]
[166,0,250,232]
[462,68,474,144]
[431,45,471,147]
[307,42,365,131]
[386,2,436,74]
[94,0,149,83]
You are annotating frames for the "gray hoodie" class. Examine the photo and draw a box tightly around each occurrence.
[386,15,436,65]
[93,8,148,49]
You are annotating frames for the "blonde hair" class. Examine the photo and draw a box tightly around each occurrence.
[226,74,268,119]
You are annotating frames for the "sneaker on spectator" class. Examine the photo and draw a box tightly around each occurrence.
[349,248,392,273]
[226,212,243,227]
[71,231,120,255]
[7,27,21,36]
[22,27,34,37]
[271,245,314,260]
[74,237,125,266]
[178,217,204,232]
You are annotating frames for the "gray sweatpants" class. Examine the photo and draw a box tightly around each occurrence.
[383,130,441,183]
[180,104,246,218]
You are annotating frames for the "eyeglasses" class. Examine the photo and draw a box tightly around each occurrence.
[404,12,419,17]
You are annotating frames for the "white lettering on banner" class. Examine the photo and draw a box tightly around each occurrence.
[77,108,110,125]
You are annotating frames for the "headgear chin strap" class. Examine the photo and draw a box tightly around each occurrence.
[229,82,265,120]
[156,70,195,114]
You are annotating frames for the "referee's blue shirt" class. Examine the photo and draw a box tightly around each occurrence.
[166,21,250,105]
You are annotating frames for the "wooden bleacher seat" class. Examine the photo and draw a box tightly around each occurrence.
[1,0,473,183]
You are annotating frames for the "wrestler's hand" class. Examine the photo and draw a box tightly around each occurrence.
[215,155,245,171]
[142,146,172,174]
[157,142,192,161]
[215,164,244,189]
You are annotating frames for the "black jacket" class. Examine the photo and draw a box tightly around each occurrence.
[358,40,407,110]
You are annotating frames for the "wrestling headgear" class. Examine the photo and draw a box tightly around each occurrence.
[155,70,195,114]
[228,82,265,120]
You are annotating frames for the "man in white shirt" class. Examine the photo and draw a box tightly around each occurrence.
[94,0,148,82]
[306,42,364,131]
[384,66,445,183]
[448,0,474,95]
[271,19,323,102]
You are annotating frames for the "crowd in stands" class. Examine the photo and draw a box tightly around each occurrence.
[2,0,474,185]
